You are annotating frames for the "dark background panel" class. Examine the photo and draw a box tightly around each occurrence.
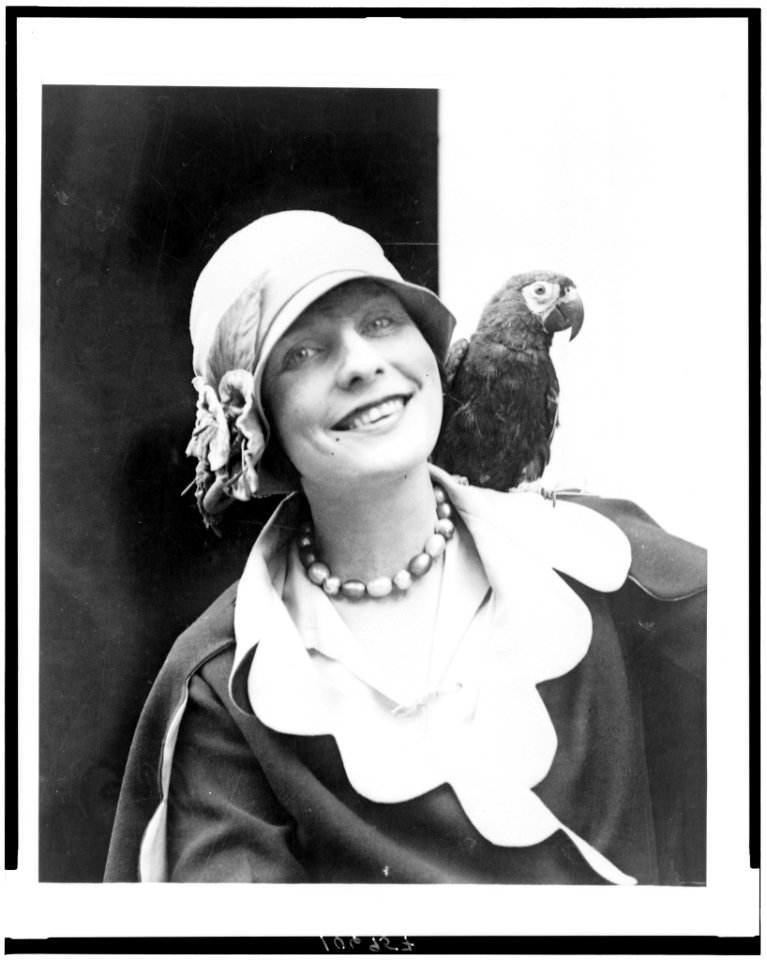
[40,85,438,881]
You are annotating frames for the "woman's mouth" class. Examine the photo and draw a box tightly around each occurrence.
[333,395,410,431]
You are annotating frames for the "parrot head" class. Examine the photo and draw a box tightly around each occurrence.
[510,271,584,340]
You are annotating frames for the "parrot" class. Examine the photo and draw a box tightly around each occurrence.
[431,271,584,491]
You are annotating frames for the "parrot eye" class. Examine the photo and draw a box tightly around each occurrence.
[520,279,561,316]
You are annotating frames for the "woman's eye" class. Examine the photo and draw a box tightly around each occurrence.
[365,314,399,335]
[282,345,318,370]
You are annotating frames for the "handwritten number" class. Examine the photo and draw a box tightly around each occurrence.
[325,937,409,954]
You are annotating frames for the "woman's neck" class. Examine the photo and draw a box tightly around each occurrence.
[301,463,438,583]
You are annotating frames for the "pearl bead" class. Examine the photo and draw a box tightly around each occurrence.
[408,552,433,578]
[367,576,393,598]
[424,533,447,559]
[295,484,454,600]
[299,547,318,567]
[435,518,455,540]
[341,580,366,600]
[308,562,330,586]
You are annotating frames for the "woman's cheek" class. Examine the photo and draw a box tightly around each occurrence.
[279,388,331,467]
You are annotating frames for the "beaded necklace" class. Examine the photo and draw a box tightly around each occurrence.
[296,483,455,600]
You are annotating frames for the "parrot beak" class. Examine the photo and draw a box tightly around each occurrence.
[542,288,584,340]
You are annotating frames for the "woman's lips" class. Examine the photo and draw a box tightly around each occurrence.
[333,395,410,431]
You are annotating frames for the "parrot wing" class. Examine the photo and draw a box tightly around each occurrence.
[546,382,560,446]
[443,337,470,390]
[518,376,560,483]
[435,336,560,489]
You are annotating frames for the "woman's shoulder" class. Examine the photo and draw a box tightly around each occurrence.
[104,582,242,882]
[561,494,707,601]
[162,581,240,686]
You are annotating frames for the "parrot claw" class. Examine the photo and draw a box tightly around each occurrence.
[452,474,470,486]
[511,478,558,506]
[513,479,544,495]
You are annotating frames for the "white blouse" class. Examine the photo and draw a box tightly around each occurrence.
[230,467,636,884]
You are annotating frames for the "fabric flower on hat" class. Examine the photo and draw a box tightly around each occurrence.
[218,369,265,498]
[185,273,268,531]
[184,371,266,530]
[186,376,230,471]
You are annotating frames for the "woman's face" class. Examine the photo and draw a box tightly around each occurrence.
[262,281,443,491]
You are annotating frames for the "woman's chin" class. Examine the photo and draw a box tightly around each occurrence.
[310,440,433,491]
[292,401,442,492]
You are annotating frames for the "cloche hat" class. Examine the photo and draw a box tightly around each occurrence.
[185,210,456,528]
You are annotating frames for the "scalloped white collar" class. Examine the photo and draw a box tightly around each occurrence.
[230,468,634,884]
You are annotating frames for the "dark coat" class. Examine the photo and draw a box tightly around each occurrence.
[104,496,706,885]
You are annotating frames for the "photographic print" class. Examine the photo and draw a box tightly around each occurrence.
[11,7,757,951]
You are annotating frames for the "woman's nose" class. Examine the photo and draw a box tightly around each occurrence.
[334,331,385,389]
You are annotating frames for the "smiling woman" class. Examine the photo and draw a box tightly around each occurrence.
[104,210,706,885]
[263,281,443,490]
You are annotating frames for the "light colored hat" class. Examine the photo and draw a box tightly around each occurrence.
[185,210,456,528]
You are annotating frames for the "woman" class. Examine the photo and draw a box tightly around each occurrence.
[105,210,706,884]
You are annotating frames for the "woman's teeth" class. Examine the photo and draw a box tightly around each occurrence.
[343,397,405,430]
